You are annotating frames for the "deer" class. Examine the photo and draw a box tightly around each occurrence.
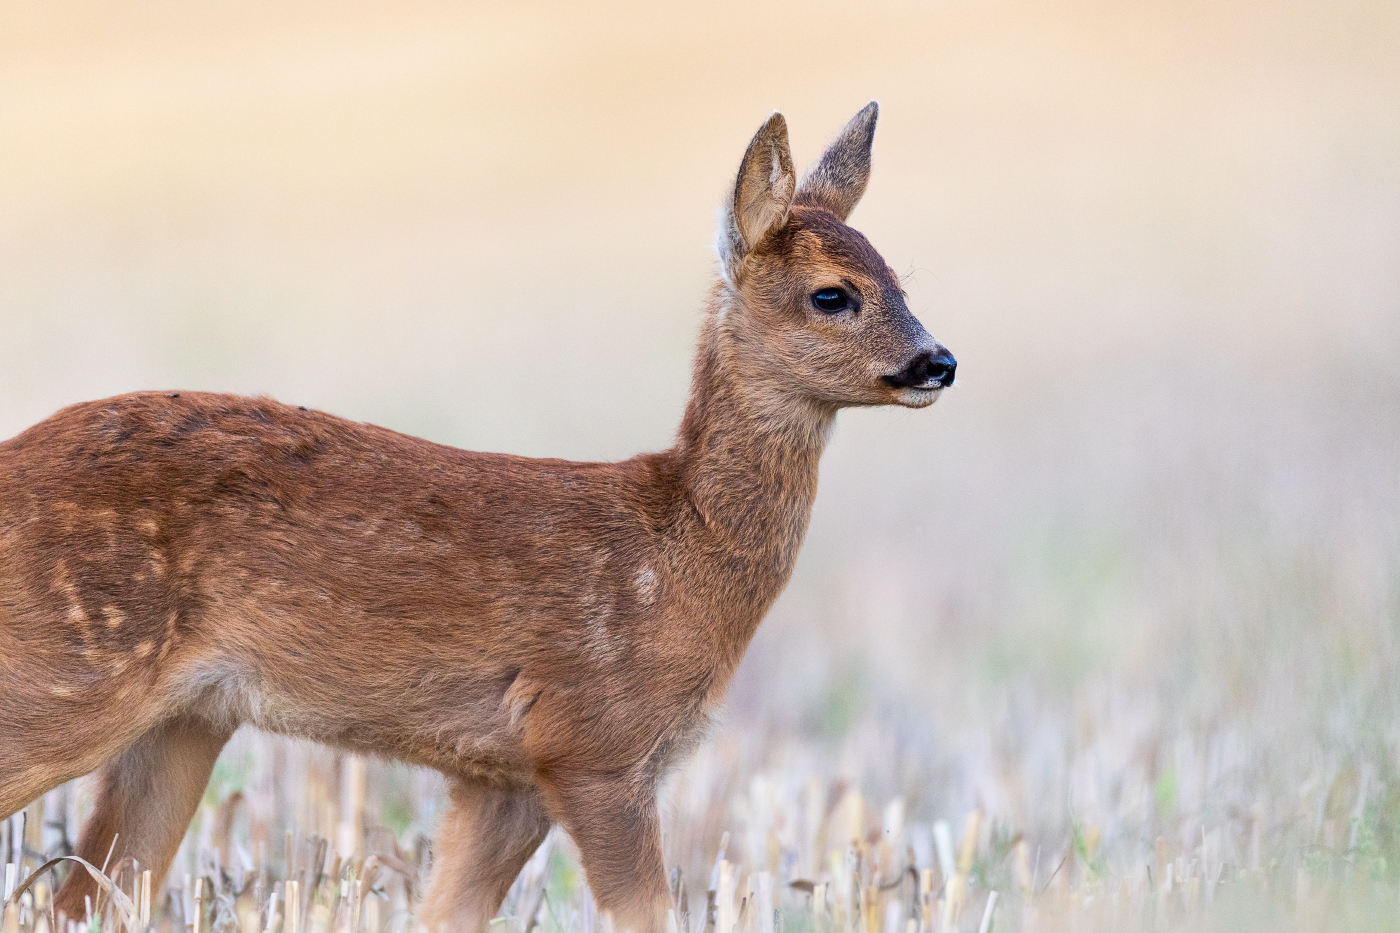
[0,102,954,932]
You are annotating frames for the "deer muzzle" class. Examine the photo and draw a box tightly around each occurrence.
[883,348,957,390]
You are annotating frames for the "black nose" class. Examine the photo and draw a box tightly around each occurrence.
[884,350,956,389]
[922,352,956,386]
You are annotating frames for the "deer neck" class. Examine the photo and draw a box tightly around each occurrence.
[671,293,835,657]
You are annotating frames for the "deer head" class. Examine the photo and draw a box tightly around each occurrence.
[713,102,956,416]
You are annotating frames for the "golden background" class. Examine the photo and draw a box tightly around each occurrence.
[2,0,1398,920]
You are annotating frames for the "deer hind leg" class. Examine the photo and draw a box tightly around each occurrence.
[53,717,230,921]
[420,780,551,933]
[0,755,88,826]
[545,779,671,933]
[0,690,149,822]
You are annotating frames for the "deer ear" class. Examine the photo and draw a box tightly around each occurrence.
[718,112,796,283]
[795,101,878,221]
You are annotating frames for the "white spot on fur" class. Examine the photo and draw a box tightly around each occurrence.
[51,561,88,625]
[634,567,659,607]
[583,590,626,663]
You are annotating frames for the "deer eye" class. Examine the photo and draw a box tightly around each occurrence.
[811,288,851,313]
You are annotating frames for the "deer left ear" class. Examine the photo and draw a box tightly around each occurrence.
[795,101,878,221]
[718,112,797,284]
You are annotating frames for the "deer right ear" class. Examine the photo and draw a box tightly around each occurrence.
[717,112,796,284]
[794,101,878,221]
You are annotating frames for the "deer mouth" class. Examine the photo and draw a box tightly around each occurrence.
[893,383,945,408]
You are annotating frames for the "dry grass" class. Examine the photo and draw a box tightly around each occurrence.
[3,1,1399,931]
[6,668,1400,933]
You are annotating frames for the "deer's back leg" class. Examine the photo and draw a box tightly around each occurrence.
[0,681,151,822]
[52,717,230,921]
[0,565,174,820]
[0,742,104,827]
[420,780,552,933]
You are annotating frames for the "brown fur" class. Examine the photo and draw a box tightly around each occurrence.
[0,103,952,933]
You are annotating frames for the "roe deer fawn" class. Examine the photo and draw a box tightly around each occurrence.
[0,102,954,932]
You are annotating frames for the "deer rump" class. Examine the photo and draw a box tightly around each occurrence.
[0,102,954,933]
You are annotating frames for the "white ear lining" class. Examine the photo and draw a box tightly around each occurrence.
[717,113,796,283]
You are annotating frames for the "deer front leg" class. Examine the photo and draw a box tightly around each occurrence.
[545,778,671,933]
[420,780,551,933]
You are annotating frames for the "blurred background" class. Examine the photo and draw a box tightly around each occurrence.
[2,0,1399,927]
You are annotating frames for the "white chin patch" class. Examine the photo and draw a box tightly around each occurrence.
[898,385,943,408]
